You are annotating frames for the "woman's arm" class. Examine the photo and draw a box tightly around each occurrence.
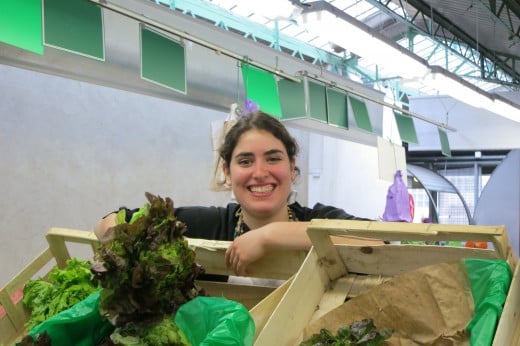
[225,221,309,276]
[94,213,117,242]
[225,221,384,276]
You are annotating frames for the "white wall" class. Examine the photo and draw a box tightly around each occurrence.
[307,134,388,220]
[0,64,388,286]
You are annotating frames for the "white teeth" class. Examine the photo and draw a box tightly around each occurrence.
[250,185,273,193]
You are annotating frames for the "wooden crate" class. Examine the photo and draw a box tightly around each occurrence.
[0,227,305,345]
[255,220,519,346]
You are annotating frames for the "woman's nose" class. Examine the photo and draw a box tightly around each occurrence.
[252,161,268,177]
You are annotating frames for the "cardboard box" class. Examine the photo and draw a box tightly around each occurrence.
[0,227,305,345]
[255,219,518,345]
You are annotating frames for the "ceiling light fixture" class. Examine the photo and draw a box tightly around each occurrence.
[297,3,430,80]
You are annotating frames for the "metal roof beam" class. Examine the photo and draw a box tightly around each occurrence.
[367,0,520,86]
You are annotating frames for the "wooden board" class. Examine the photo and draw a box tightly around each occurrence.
[493,263,520,345]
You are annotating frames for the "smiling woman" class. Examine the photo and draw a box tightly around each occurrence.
[94,110,382,276]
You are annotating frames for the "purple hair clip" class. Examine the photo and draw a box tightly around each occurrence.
[241,99,259,116]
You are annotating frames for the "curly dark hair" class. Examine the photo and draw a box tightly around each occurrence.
[219,110,300,175]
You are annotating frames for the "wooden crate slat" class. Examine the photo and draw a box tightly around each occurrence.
[250,277,293,340]
[196,281,275,310]
[0,299,29,346]
[336,244,501,276]
[310,219,505,239]
[307,227,346,280]
[491,230,516,268]
[0,288,24,337]
[193,246,305,280]
[0,248,53,345]
[309,275,352,323]
[493,263,520,345]
[255,249,328,346]
[2,248,54,296]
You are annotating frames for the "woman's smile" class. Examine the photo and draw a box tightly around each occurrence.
[249,183,275,195]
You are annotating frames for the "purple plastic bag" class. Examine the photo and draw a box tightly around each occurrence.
[382,170,412,222]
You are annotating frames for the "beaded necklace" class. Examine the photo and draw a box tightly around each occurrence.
[234,205,298,239]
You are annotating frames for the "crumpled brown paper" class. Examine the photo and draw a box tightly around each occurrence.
[303,261,474,345]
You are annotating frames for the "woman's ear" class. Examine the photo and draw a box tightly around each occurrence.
[290,159,297,182]
[222,161,231,187]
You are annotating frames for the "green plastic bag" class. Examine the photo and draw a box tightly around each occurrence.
[26,292,254,345]
[465,259,512,346]
[27,290,114,346]
[175,296,255,346]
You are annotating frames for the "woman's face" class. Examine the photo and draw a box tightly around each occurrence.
[224,129,294,219]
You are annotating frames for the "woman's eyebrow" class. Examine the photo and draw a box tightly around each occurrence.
[264,149,285,155]
[233,149,285,159]
[233,152,254,159]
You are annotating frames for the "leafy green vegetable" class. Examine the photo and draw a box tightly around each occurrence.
[91,192,203,342]
[300,318,393,346]
[109,317,190,346]
[22,258,99,330]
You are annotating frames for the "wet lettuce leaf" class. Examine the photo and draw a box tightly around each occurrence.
[22,258,99,330]
[300,318,393,346]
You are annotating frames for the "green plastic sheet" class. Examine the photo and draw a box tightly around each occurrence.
[28,290,114,346]
[26,292,254,346]
[465,259,512,346]
[175,296,255,346]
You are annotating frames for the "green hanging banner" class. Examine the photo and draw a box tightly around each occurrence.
[307,80,327,123]
[348,95,373,133]
[0,0,43,54]
[393,111,419,144]
[278,78,306,120]
[43,0,104,60]
[141,27,186,94]
[326,87,348,129]
[241,63,282,118]
[438,128,451,157]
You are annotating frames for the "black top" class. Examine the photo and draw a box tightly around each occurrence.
[174,201,368,241]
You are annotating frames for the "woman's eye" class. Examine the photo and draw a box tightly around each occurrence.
[238,159,252,166]
[267,156,282,163]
